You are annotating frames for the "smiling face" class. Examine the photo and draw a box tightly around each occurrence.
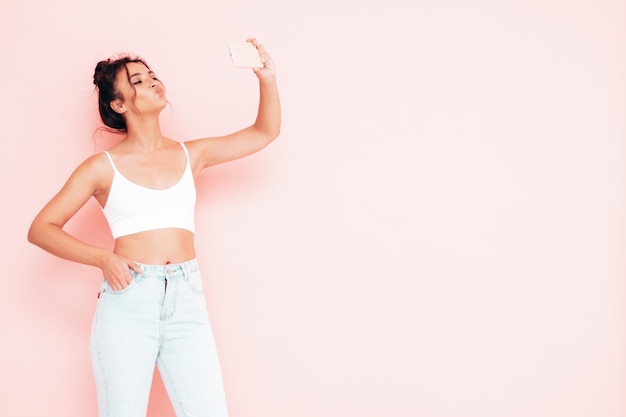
[110,61,167,118]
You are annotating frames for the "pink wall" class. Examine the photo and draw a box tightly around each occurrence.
[1,0,625,416]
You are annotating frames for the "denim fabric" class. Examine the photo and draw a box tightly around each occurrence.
[89,259,228,417]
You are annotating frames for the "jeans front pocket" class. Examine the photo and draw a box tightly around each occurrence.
[187,270,205,295]
[104,277,137,295]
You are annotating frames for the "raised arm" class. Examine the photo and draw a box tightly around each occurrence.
[27,154,141,289]
[186,39,281,170]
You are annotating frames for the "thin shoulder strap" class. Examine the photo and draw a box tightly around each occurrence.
[180,142,190,160]
[103,151,119,172]
[180,142,191,166]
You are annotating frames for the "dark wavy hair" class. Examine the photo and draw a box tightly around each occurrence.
[93,55,150,132]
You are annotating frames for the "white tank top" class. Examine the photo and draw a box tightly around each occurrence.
[101,142,196,239]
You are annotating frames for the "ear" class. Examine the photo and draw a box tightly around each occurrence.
[110,100,126,114]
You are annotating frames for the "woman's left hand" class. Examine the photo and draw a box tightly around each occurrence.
[247,38,276,79]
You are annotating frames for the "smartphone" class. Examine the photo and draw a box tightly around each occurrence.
[228,41,263,68]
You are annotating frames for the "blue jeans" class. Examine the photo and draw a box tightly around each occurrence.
[89,259,229,417]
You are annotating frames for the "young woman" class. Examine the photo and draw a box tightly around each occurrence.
[27,38,280,417]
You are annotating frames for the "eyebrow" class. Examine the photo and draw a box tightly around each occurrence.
[129,70,155,79]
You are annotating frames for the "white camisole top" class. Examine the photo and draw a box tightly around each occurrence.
[101,142,196,239]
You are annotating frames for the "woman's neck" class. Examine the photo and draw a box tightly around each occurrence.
[124,119,166,153]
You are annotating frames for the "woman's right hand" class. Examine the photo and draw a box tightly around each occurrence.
[100,252,143,291]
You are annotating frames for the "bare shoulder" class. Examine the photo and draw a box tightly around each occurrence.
[76,151,112,177]
[31,152,115,227]
[182,137,208,153]
[182,138,212,170]
[68,152,114,195]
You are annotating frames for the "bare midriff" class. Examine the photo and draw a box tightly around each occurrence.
[113,228,196,265]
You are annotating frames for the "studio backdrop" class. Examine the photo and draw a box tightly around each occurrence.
[1,0,624,416]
